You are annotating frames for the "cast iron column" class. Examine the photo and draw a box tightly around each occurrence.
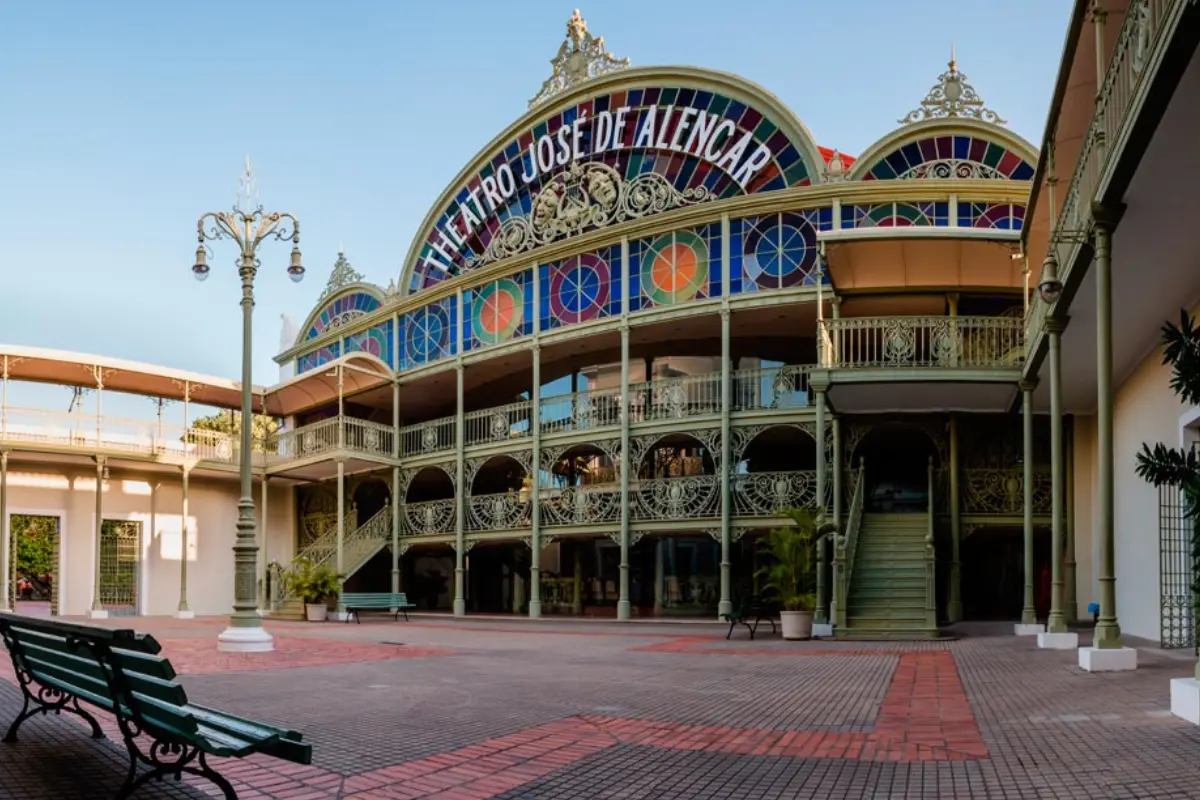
[90,456,106,617]
[1020,380,1038,626]
[177,466,193,618]
[1093,206,1123,648]
[530,344,543,618]
[718,308,732,618]
[0,451,8,612]
[453,361,466,616]
[948,416,962,623]
[617,323,632,621]
[1046,316,1068,634]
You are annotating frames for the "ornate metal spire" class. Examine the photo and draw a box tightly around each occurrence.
[235,154,261,213]
[320,250,365,299]
[899,48,1007,126]
[528,9,630,108]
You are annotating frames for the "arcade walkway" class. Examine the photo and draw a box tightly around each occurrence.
[0,617,1197,798]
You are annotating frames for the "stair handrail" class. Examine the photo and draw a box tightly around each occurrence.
[837,459,866,628]
[340,504,394,576]
[925,457,937,630]
[294,508,358,569]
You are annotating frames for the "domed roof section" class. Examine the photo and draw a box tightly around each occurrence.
[397,9,830,298]
[849,52,1037,182]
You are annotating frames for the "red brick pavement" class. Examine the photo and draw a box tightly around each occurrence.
[156,635,452,675]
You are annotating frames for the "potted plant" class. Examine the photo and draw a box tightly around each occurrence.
[757,508,825,640]
[282,557,342,622]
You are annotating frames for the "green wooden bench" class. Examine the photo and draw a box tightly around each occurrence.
[340,592,416,623]
[720,597,777,640]
[0,612,310,799]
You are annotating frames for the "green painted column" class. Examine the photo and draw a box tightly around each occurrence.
[1065,419,1077,622]
[814,536,828,625]
[177,465,192,618]
[1093,206,1123,649]
[617,323,632,621]
[654,538,664,614]
[1020,380,1038,626]
[0,450,8,612]
[832,418,843,529]
[948,416,962,623]
[335,459,345,615]
[530,344,543,618]
[90,456,106,617]
[813,376,828,512]
[1046,316,1068,634]
[454,361,466,617]
[391,466,401,595]
[718,308,732,618]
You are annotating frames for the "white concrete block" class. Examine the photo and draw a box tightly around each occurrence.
[1171,678,1200,724]
[1078,646,1138,672]
[86,609,109,620]
[1037,631,1079,649]
[173,610,195,620]
[1014,623,1045,636]
[811,623,834,638]
[216,625,274,653]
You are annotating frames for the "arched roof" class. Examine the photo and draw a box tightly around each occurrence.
[848,118,1038,182]
[294,283,386,349]
[397,65,829,297]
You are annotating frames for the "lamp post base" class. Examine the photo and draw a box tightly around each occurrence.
[217,624,274,653]
[174,610,195,620]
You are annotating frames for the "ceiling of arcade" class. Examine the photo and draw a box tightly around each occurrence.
[273,10,1044,418]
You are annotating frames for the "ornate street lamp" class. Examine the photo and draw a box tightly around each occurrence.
[194,158,303,652]
[1037,253,1064,305]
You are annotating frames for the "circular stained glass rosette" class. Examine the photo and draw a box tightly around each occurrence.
[550,254,610,324]
[743,213,817,289]
[405,304,450,365]
[641,231,708,307]
[472,278,525,346]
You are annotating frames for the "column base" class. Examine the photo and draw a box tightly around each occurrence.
[947,600,962,624]
[616,600,631,621]
[812,623,834,638]
[327,611,351,622]
[717,599,732,617]
[1037,631,1078,649]
[528,599,542,619]
[453,599,466,617]
[1078,646,1137,672]
[1014,623,1044,636]
[174,610,195,620]
[216,625,274,653]
[86,609,109,620]
[1171,678,1200,724]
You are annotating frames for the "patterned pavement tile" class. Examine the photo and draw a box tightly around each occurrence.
[1,616,1200,798]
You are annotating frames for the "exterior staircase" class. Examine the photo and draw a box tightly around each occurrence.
[270,505,394,618]
[843,513,938,638]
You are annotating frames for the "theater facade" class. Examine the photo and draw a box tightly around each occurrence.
[3,4,1195,651]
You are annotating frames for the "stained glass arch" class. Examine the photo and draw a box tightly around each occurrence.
[294,285,385,348]
[849,120,1037,183]
[396,66,828,298]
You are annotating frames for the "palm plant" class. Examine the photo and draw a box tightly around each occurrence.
[282,557,343,605]
[756,508,833,612]
[1135,311,1200,652]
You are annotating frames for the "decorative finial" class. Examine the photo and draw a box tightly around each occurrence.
[235,155,261,213]
[825,150,847,181]
[320,250,366,300]
[528,9,630,108]
[899,53,1006,126]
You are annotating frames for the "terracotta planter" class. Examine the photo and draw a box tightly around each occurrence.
[305,603,326,622]
[780,610,813,641]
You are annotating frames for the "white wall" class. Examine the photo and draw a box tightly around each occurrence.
[5,463,296,617]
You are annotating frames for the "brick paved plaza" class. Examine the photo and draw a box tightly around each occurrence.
[2,617,1200,799]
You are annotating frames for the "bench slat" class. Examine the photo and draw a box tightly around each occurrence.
[12,628,176,681]
[18,639,187,707]
[0,612,160,653]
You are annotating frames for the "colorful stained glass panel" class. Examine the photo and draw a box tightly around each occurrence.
[629,224,720,310]
[465,270,533,350]
[398,296,457,371]
[343,319,394,368]
[297,342,340,375]
[734,211,824,292]
[304,292,381,341]
[539,245,620,331]
[862,135,1034,182]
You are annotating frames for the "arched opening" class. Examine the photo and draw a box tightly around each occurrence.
[403,545,455,610]
[855,423,939,513]
[470,455,527,496]
[352,477,391,527]
[638,433,716,478]
[405,466,455,504]
[738,425,816,473]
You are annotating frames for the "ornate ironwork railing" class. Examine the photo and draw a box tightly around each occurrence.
[291,509,358,570]
[467,491,532,532]
[403,498,456,535]
[731,471,819,516]
[925,460,938,630]
[465,401,532,446]
[731,365,812,411]
[821,316,1024,370]
[399,414,456,457]
[1028,0,1180,354]
[628,372,723,421]
[540,386,623,435]
[836,463,866,629]
[541,483,621,526]
[631,475,721,522]
[271,416,393,461]
[962,468,1052,515]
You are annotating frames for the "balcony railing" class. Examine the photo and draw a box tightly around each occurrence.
[400,414,455,457]
[542,483,622,527]
[270,416,394,462]
[1028,0,1180,354]
[820,316,1024,370]
[403,498,456,535]
[628,372,723,421]
[464,401,532,446]
[962,468,1052,515]
[731,365,812,411]
[540,385,623,435]
[467,491,532,531]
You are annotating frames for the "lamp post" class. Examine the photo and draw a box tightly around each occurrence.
[194,159,303,653]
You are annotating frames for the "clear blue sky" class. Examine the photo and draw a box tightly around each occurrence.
[0,1,1073,418]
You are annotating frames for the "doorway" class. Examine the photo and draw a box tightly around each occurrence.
[856,424,940,512]
[9,514,61,617]
[100,520,141,616]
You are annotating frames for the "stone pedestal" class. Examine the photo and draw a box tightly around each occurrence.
[1171,678,1200,724]
[86,609,109,620]
[173,610,195,620]
[1014,623,1045,636]
[216,625,274,653]
[1037,631,1078,649]
[1078,646,1137,672]
[812,623,834,638]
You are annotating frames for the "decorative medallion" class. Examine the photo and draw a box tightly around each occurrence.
[404,303,452,366]
[549,252,611,324]
[741,212,818,290]
[899,50,1006,126]
[529,9,631,108]
[471,278,525,346]
[640,230,709,306]
[466,163,710,269]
